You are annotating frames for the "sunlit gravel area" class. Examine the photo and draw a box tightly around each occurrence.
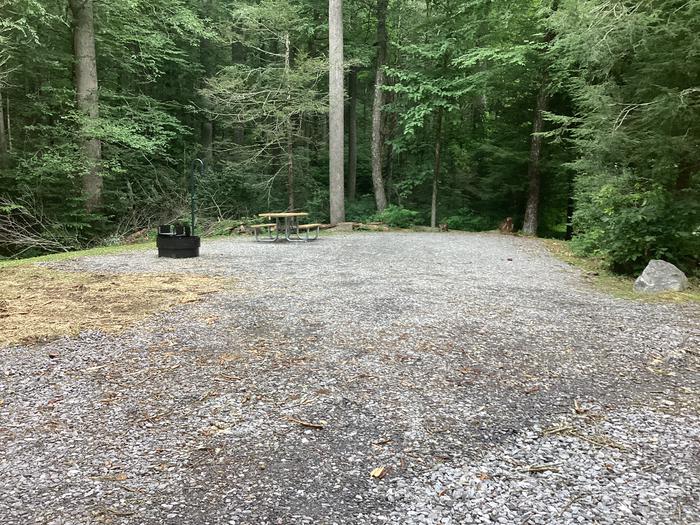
[1,232,698,524]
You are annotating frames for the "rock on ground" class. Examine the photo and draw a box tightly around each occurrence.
[634,259,689,293]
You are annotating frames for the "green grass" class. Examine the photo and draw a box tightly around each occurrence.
[0,241,155,269]
[541,239,700,303]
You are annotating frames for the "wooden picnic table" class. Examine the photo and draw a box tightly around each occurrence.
[255,212,319,242]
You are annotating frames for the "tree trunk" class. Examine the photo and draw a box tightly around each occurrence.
[676,157,697,191]
[522,80,548,236]
[200,0,217,170]
[5,95,10,153]
[284,32,294,210]
[347,66,358,201]
[70,0,102,213]
[565,176,574,241]
[371,0,389,212]
[431,109,443,228]
[384,140,394,205]
[201,121,213,167]
[0,90,7,166]
[523,2,558,236]
[383,79,397,204]
[231,34,246,149]
[328,0,345,224]
[287,123,294,210]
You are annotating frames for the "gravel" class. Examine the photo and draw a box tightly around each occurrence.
[1,232,698,525]
[384,408,700,525]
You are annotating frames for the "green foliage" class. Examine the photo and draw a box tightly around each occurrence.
[198,0,328,212]
[571,171,699,274]
[345,195,378,223]
[0,0,696,280]
[371,205,420,228]
[384,39,465,137]
[91,94,186,156]
[444,209,496,232]
[550,0,700,273]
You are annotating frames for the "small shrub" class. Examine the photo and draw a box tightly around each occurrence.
[345,195,377,223]
[444,209,496,231]
[305,188,330,224]
[371,205,420,228]
[572,170,700,275]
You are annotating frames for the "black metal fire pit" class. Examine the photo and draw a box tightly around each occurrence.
[156,159,203,258]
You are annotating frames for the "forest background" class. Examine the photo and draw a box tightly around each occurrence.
[0,0,697,274]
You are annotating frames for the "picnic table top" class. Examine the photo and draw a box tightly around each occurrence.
[259,212,309,218]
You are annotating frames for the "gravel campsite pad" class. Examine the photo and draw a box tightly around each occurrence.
[1,232,699,525]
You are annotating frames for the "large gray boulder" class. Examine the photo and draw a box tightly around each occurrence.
[633,259,688,293]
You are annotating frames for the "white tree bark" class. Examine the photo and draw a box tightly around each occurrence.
[347,66,358,202]
[285,32,295,210]
[328,0,345,224]
[371,0,389,212]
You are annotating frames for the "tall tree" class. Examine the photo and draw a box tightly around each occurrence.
[200,0,327,213]
[347,66,358,201]
[284,31,295,209]
[0,13,12,166]
[522,2,557,236]
[431,107,443,228]
[329,0,345,223]
[70,0,102,212]
[199,0,217,170]
[521,79,547,235]
[370,0,389,212]
[550,0,699,271]
[0,90,7,166]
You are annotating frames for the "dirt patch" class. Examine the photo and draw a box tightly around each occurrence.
[0,266,227,347]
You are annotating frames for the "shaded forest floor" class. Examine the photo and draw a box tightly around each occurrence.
[1,233,698,524]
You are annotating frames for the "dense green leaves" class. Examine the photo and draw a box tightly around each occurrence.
[549,0,700,272]
[0,0,696,275]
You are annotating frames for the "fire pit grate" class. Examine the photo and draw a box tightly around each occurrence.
[156,159,203,258]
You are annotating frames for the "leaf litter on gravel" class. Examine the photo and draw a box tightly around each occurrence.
[0,266,229,347]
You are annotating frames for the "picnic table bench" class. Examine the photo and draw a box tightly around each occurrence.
[254,212,320,242]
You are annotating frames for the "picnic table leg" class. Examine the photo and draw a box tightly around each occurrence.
[270,217,278,241]
[285,216,298,241]
[254,224,278,242]
[306,225,319,241]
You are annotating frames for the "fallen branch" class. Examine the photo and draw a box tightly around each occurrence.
[214,374,241,383]
[543,424,575,435]
[284,416,325,429]
[574,433,628,451]
[138,411,172,423]
[520,463,560,473]
[557,493,586,517]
